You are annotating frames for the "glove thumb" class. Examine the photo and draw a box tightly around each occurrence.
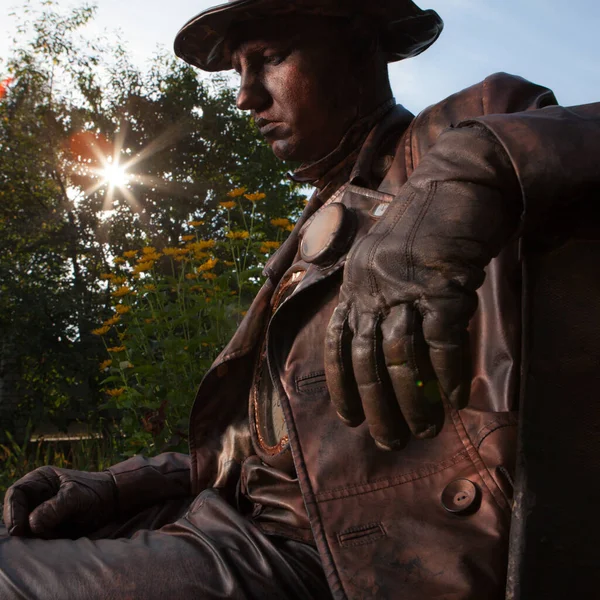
[28,483,76,536]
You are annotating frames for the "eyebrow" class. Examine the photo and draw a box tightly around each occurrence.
[231,40,289,71]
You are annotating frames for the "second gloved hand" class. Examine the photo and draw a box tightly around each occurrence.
[3,466,118,538]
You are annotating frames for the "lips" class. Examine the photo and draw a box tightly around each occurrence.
[255,118,282,136]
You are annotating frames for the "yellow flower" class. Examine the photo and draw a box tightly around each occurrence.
[99,359,112,371]
[263,241,281,249]
[142,246,157,255]
[195,240,215,250]
[113,257,126,265]
[106,388,125,397]
[188,220,204,227]
[106,346,126,353]
[181,234,195,242]
[227,187,247,198]
[138,251,161,262]
[103,315,121,326]
[202,272,217,281]
[123,250,138,259]
[163,247,188,257]
[175,256,188,262]
[92,325,110,336]
[271,218,291,229]
[100,273,114,281]
[112,276,127,285]
[219,201,236,210]
[260,241,282,253]
[193,251,209,260]
[133,261,155,273]
[112,286,132,298]
[224,260,236,267]
[244,192,266,202]
[185,273,198,280]
[197,258,218,272]
[143,284,156,292]
[145,318,154,324]
[115,304,131,315]
[190,285,203,292]
[226,230,250,240]
[286,224,294,232]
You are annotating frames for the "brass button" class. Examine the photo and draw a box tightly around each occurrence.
[441,479,481,515]
[300,203,356,267]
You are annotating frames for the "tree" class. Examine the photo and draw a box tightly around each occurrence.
[0,1,302,445]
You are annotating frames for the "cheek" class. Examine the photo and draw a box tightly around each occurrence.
[271,65,315,122]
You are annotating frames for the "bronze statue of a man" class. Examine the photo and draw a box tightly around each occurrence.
[2,1,599,598]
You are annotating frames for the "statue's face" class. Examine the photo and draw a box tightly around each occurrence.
[229,17,359,162]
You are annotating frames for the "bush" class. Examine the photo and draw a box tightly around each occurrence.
[92,188,292,456]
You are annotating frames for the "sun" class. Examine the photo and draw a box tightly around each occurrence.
[102,159,129,188]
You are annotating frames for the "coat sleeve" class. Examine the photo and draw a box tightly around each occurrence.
[107,452,191,513]
[461,102,600,238]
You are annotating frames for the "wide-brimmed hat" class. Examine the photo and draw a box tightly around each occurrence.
[174,0,443,72]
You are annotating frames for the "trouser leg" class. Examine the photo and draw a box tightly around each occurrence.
[0,489,330,600]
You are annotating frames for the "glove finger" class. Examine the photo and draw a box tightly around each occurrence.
[351,310,410,450]
[28,482,80,536]
[325,302,365,426]
[3,486,31,536]
[3,468,59,536]
[420,297,473,409]
[381,304,444,440]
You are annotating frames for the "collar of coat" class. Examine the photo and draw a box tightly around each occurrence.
[264,102,414,283]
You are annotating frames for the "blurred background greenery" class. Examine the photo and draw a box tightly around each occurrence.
[0,2,303,503]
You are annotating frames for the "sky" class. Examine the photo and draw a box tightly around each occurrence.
[1,0,599,114]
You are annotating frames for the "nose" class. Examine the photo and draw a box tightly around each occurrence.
[236,71,270,112]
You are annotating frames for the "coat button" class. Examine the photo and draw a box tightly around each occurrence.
[441,479,481,515]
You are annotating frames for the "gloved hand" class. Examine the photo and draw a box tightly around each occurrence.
[325,124,522,450]
[3,466,118,537]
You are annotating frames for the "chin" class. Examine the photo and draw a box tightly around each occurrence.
[270,138,302,162]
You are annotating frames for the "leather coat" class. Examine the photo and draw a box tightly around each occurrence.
[107,72,600,599]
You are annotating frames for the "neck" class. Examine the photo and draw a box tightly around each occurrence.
[289,98,396,199]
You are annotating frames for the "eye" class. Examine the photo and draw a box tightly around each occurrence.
[264,52,286,66]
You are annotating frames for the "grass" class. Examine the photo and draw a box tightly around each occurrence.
[0,427,125,512]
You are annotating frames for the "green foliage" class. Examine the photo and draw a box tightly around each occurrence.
[0,0,302,456]
[0,426,125,508]
[93,193,291,455]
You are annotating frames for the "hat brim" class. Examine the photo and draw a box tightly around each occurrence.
[174,0,443,72]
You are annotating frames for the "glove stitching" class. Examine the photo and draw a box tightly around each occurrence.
[406,182,436,391]
[38,468,59,493]
[408,308,421,388]
[337,311,349,382]
[407,182,436,296]
[372,313,382,384]
[365,192,415,297]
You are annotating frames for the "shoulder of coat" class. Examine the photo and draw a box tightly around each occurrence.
[403,72,558,174]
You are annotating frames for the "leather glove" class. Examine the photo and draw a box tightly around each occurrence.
[3,466,118,537]
[325,124,522,450]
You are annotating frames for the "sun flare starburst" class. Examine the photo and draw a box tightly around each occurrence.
[102,160,129,189]
[68,122,188,217]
